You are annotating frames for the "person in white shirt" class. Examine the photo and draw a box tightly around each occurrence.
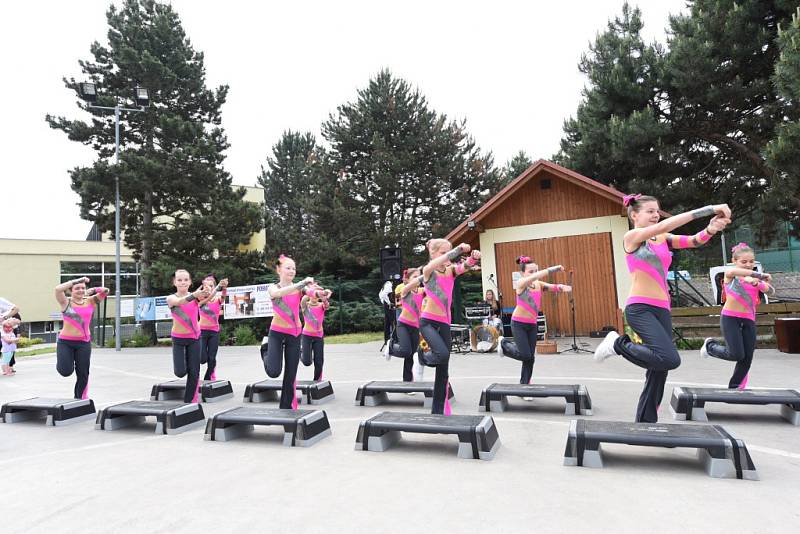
[378,280,395,342]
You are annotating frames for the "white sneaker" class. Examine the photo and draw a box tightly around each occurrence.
[700,338,713,359]
[497,336,505,356]
[414,356,425,381]
[593,330,620,363]
[522,396,534,402]
[383,342,392,360]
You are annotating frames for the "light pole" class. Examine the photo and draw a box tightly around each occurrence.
[79,82,150,351]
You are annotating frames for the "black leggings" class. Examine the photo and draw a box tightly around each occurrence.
[613,304,681,423]
[420,319,452,415]
[706,315,756,389]
[56,339,91,399]
[301,334,325,381]
[511,320,537,384]
[172,337,201,403]
[390,322,421,382]
[265,329,302,409]
[200,330,220,380]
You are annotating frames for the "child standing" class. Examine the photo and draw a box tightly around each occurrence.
[1,318,20,376]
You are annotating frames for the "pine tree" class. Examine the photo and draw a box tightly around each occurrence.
[502,150,534,185]
[321,69,500,268]
[765,6,800,237]
[46,0,264,302]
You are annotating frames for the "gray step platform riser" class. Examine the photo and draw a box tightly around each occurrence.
[208,425,331,446]
[356,392,446,409]
[355,431,500,460]
[245,390,334,405]
[670,389,800,425]
[3,410,97,426]
[563,443,758,480]
[96,415,205,435]
[484,397,591,416]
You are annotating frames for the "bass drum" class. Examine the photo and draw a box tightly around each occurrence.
[470,324,499,353]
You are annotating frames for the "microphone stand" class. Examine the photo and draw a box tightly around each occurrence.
[558,271,592,354]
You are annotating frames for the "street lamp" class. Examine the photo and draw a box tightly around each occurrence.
[78,83,150,351]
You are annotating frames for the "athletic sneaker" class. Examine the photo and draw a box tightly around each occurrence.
[383,342,391,360]
[496,336,504,356]
[699,338,713,359]
[593,330,620,362]
[522,396,534,402]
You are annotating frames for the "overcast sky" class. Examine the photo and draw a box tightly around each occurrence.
[1,0,686,240]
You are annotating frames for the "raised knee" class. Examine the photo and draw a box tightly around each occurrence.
[56,366,73,377]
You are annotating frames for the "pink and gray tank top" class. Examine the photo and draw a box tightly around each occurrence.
[722,278,761,322]
[199,299,221,332]
[271,288,302,337]
[171,298,200,339]
[398,289,425,329]
[59,301,96,342]
[625,237,672,310]
[512,285,542,324]
[421,269,455,325]
[302,304,325,338]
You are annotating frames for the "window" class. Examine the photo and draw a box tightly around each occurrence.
[60,262,102,274]
[60,261,140,296]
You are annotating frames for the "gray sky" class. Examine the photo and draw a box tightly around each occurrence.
[0,0,686,240]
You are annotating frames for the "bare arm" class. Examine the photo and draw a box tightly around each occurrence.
[423,243,471,278]
[515,265,564,293]
[166,286,209,308]
[55,277,90,310]
[624,204,731,252]
[87,287,110,305]
[541,282,572,293]
[401,275,424,297]
[268,277,314,299]
[0,302,19,320]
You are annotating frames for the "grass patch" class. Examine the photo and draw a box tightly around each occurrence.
[326,331,384,344]
[15,347,57,357]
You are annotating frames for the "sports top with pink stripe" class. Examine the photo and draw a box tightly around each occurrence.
[722,278,761,321]
[302,303,325,338]
[421,269,455,324]
[398,288,425,329]
[199,299,221,332]
[512,283,542,324]
[171,299,200,339]
[59,296,105,342]
[271,289,302,337]
[625,235,672,310]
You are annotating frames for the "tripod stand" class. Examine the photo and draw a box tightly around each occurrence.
[557,271,593,354]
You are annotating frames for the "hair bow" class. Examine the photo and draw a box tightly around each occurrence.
[622,193,643,207]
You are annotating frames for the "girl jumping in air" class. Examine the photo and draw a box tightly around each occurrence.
[700,243,774,389]
[594,195,731,422]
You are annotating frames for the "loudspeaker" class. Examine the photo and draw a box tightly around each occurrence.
[379,247,402,281]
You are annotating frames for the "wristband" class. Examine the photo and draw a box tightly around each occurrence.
[292,281,309,291]
[446,248,463,262]
[751,271,765,280]
[547,266,561,274]
[552,284,562,293]
[465,256,478,267]
[214,283,223,292]
[185,294,197,302]
[691,206,715,219]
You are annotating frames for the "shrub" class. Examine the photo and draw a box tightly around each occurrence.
[16,337,43,348]
[233,324,258,345]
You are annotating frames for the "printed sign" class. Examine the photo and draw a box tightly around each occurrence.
[223,284,273,319]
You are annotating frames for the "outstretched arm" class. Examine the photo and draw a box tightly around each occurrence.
[423,243,471,278]
[515,265,564,293]
[268,277,314,299]
[55,277,89,310]
[624,204,731,251]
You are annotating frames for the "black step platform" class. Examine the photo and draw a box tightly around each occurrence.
[243,379,334,405]
[479,383,592,415]
[670,387,800,425]
[563,419,758,480]
[355,411,500,460]
[204,406,331,446]
[150,379,234,403]
[1,397,96,426]
[95,400,205,435]
[355,381,455,408]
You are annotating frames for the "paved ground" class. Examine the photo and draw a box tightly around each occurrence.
[2,339,799,533]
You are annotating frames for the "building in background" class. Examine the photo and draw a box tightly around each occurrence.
[0,185,266,339]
